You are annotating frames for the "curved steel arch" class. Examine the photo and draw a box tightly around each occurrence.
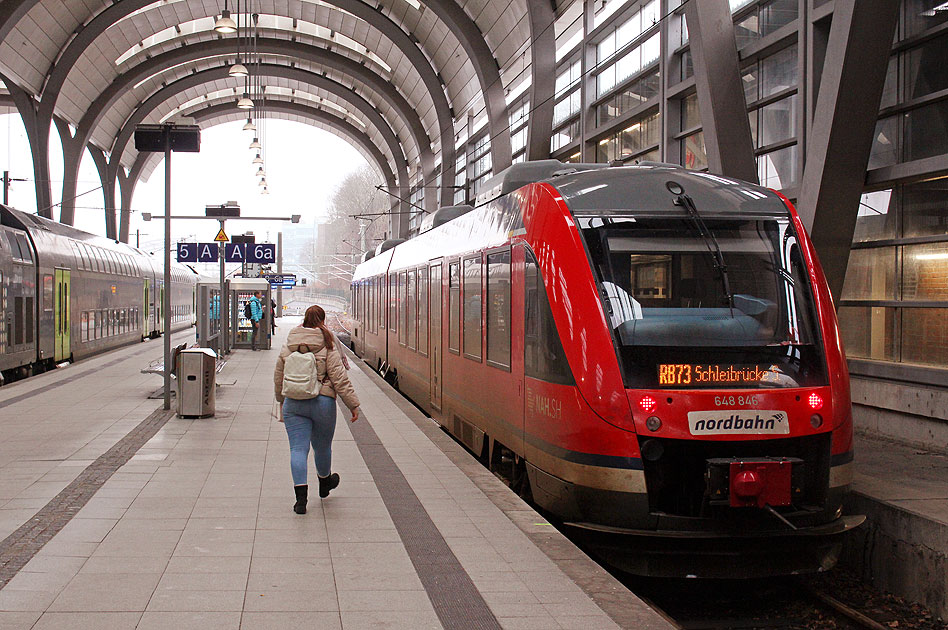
[526,1,555,161]
[27,0,455,210]
[60,37,433,230]
[108,65,411,239]
[418,0,511,171]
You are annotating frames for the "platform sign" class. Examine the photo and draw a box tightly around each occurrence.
[196,242,220,262]
[177,242,198,262]
[224,243,246,262]
[246,243,276,264]
[262,273,296,284]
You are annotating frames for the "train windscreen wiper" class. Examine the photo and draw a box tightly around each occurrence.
[674,194,734,314]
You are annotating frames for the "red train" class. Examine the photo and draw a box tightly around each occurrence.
[349,161,863,577]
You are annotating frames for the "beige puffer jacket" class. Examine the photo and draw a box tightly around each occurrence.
[273,326,360,410]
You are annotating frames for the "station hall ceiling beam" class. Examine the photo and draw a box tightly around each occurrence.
[797,0,901,300]
[683,0,758,184]
[526,0,556,162]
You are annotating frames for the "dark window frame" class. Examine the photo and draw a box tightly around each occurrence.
[485,246,512,372]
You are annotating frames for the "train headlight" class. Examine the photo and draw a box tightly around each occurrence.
[810,414,823,429]
[645,416,662,432]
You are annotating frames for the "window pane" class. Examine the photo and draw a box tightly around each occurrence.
[419,267,428,354]
[463,257,482,360]
[854,189,896,242]
[742,68,759,104]
[758,95,796,147]
[449,262,460,352]
[735,12,760,49]
[760,0,798,36]
[880,56,898,109]
[681,93,700,130]
[408,271,417,349]
[901,308,948,367]
[903,0,948,40]
[904,99,948,162]
[902,243,948,300]
[902,178,948,238]
[399,272,408,344]
[389,273,397,331]
[757,144,798,189]
[683,132,707,170]
[838,306,899,361]
[868,116,899,169]
[759,45,797,98]
[841,247,897,300]
[524,253,574,384]
[486,251,511,367]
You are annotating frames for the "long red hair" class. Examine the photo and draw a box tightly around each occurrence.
[302,304,334,351]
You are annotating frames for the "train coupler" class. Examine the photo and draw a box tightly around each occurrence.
[705,456,804,508]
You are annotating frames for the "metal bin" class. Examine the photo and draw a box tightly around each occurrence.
[177,348,216,418]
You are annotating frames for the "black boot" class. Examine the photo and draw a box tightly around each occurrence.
[318,473,340,498]
[293,485,308,514]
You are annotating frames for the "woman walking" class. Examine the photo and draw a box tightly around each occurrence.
[274,305,360,514]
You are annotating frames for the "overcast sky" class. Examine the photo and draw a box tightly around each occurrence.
[0,115,369,253]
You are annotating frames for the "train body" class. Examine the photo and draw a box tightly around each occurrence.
[350,162,863,578]
[0,204,196,381]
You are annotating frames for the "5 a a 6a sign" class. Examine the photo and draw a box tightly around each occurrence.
[223,243,275,263]
[177,242,219,262]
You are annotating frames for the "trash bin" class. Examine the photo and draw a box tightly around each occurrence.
[177,348,216,418]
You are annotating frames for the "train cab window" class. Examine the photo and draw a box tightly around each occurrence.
[418,267,428,355]
[448,262,460,353]
[463,255,482,361]
[486,250,511,369]
[407,270,417,350]
[525,251,575,385]
[15,234,33,263]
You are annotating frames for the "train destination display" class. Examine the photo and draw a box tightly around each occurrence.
[658,363,781,387]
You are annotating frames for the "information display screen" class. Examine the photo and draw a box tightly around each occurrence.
[657,363,780,387]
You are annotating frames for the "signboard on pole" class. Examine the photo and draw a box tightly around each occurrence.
[224,243,246,262]
[247,243,276,264]
[196,242,219,262]
[177,242,220,262]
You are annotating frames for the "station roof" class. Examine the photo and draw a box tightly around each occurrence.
[0,0,541,185]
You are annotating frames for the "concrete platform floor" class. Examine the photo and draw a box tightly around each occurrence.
[0,323,670,630]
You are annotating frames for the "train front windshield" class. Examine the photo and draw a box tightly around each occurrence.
[578,215,827,389]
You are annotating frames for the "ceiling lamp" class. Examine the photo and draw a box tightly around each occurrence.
[214,9,237,34]
[261,187,269,195]
[252,153,263,164]
[242,118,256,131]
[255,167,266,177]
[258,178,267,186]
[229,62,248,77]
[249,137,261,149]
[236,94,254,109]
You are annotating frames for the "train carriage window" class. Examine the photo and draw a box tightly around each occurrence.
[398,272,408,345]
[407,270,417,350]
[71,242,83,269]
[418,267,428,355]
[25,297,33,344]
[81,312,89,342]
[486,250,512,369]
[89,311,96,340]
[80,244,93,271]
[15,234,33,262]
[43,274,53,313]
[14,296,23,345]
[463,255,483,361]
[378,277,384,331]
[389,273,397,332]
[6,233,23,261]
[448,261,460,353]
[525,251,575,385]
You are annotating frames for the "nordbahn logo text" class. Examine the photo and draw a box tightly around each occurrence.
[687,410,789,435]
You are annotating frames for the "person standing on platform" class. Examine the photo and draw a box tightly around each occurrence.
[273,304,360,514]
[270,298,277,334]
[249,291,264,351]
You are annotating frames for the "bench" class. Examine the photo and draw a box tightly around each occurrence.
[141,343,188,379]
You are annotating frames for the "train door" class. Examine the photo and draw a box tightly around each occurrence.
[429,263,442,410]
[53,268,70,361]
[158,284,165,333]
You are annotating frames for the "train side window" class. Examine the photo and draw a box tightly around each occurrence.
[15,234,32,263]
[448,261,460,353]
[407,270,417,350]
[524,251,575,385]
[14,296,23,345]
[486,249,511,370]
[418,267,428,355]
[80,312,88,342]
[80,244,92,270]
[378,277,384,331]
[389,273,397,332]
[398,272,408,345]
[6,233,22,261]
[463,255,482,361]
[25,297,33,344]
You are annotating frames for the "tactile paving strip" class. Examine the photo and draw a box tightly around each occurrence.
[0,405,174,589]
[347,405,503,630]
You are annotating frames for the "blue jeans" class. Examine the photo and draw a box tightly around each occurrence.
[282,396,337,485]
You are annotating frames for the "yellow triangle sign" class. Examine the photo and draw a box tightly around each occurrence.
[214,228,229,242]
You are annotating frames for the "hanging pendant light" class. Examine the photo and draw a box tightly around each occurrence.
[252,153,263,164]
[255,167,266,177]
[258,177,267,187]
[261,187,269,195]
[237,94,254,109]
[249,137,261,149]
[242,117,256,131]
[229,62,248,77]
[214,9,237,34]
